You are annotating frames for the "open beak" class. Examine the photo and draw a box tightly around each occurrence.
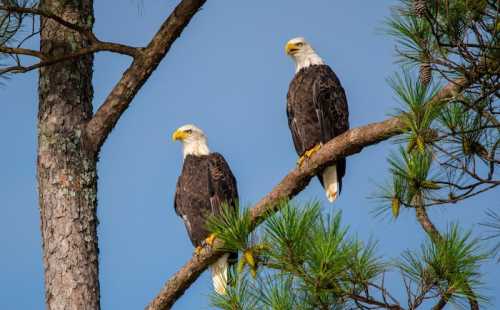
[172,129,188,141]
[285,42,299,55]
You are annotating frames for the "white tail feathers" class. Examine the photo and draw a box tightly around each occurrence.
[211,253,229,295]
[323,164,339,203]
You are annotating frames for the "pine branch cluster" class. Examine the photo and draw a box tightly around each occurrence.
[377,0,499,219]
[208,202,489,309]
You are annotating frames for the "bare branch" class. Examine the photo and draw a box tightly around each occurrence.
[431,295,449,310]
[348,293,405,310]
[1,4,140,69]
[0,46,45,59]
[94,40,140,57]
[84,0,207,153]
[0,4,91,36]
[0,41,139,75]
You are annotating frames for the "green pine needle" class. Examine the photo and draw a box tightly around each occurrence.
[210,274,258,310]
[480,209,500,263]
[253,274,301,310]
[399,224,489,305]
[206,202,253,252]
[263,201,320,268]
[388,146,437,206]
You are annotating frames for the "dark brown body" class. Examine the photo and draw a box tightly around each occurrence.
[174,153,238,246]
[287,64,349,191]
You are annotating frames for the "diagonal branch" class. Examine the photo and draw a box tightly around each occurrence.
[84,0,207,153]
[145,118,405,310]
[145,76,473,310]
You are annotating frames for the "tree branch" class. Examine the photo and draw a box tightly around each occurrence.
[0,41,139,75]
[145,72,474,310]
[145,118,405,310]
[0,46,46,59]
[415,203,442,243]
[348,293,405,310]
[1,4,140,72]
[84,0,207,153]
[431,294,450,310]
[0,4,90,36]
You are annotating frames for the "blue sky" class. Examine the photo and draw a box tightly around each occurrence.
[1,1,498,309]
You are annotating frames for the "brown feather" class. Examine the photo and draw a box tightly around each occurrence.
[174,153,238,247]
[287,64,349,192]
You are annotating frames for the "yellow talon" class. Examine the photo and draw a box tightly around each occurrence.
[297,144,322,167]
[297,155,306,167]
[195,245,203,256]
[307,143,322,156]
[205,233,216,247]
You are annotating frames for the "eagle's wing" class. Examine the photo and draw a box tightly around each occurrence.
[312,66,349,142]
[174,156,214,246]
[208,153,238,214]
[174,177,196,242]
[208,153,239,264]
[286,101,305,155]
[312,66,349,180]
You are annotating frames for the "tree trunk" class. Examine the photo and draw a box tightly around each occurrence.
[37,1,99,309]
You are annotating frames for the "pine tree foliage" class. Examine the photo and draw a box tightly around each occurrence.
[389,70,441,153]
[207,202,253,253]
[209,202,389,309]
[209,202,489,309]
[378,0,498,217]
[398,225,489,306]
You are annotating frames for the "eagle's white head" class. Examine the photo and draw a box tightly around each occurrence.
[285,37,324,73]
[172,124,210,159]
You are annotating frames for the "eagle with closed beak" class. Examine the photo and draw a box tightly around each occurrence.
[285,37,350,203]
[172,124,238,295]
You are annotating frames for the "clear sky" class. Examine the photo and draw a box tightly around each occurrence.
[1,1,498,309]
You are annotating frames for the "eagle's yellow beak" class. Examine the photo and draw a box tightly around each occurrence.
[172,129,189,141]
[285,42,299,55]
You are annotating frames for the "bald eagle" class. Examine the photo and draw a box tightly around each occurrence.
[172,124,238,295]
[285,37,349,202]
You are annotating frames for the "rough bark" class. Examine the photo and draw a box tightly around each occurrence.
[32,1,205,309]
[37,1,99,309]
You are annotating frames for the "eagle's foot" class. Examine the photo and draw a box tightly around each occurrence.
[297,155,305,167]
[194,245,203,256]
[204,233,217,247]
[297,144,322,167]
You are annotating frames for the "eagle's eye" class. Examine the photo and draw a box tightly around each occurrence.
[296,42,304,47]
[185,129,193,134]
